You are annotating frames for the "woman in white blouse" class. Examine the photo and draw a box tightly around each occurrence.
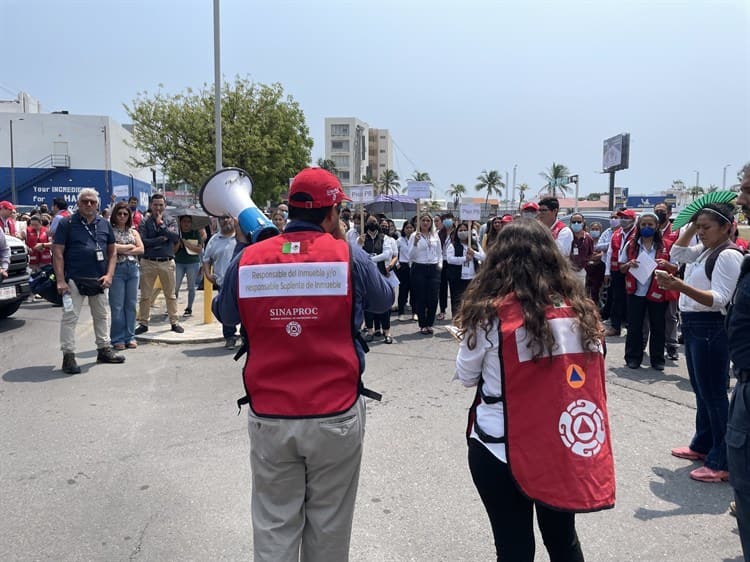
[408,213,442,335]
[658,203,744,483]
[445,221,485,318]
[395,221,415,322]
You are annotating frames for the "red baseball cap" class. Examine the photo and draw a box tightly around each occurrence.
[522,201,539,211]
[616,209,636,219]
[288,168,351,209]
[501,214,514,223]
[0,201,16,211]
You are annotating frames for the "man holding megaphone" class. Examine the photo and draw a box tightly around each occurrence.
[213,167,394,562]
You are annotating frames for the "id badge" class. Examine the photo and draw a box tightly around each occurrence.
[96,250,105,262]
[573,247,579,256]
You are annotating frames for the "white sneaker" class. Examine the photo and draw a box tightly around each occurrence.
[412,314,418,322]
[398,314,407,322]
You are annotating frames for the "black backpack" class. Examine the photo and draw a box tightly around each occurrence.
[705,241,745,281]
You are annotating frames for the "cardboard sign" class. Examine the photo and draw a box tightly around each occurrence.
[406,181,432,199]
[349,184,375,204]
[460,203,481,221]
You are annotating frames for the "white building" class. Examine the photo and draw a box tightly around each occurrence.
[324,117,369,189]
[0,91,152,209]
[368,128,393,181]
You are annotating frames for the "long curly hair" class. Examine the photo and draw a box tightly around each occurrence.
[454,218,603,359]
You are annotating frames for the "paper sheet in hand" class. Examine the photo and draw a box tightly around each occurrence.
[629,251,657,285]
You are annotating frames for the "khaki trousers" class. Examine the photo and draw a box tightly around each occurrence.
[248,398,365,562]
[137,258,179,325]
[59,279,111,353]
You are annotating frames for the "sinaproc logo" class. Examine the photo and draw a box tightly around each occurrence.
[559,399,606,457]
[285,321,302,337]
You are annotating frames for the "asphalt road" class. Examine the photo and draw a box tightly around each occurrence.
[0,299,744,561]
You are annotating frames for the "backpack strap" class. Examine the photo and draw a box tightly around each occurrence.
[705,241,744,281]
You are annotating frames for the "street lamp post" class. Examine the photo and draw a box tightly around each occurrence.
[9,119,15,206]
[723,164,732,189]
[511,164,517,210]
[213,0,222,172]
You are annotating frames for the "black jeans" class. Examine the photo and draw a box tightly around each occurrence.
[395,262,412,315]
[468,440,584,562]
[448,277,471,318]
[364,310,391,331]
[728,380,750,559]
[608,270,627,331]
[439,260,449,314]
[624,295,666,367]
[411,263,440,328]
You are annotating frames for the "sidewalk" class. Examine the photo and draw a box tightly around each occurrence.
[134,288,225,345]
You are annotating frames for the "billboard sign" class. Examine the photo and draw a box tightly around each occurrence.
[602,133,630,173]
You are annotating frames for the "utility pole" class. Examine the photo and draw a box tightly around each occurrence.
[213,0,222,171]
[511,164,517,210]
[723,164,732,189]
[9,119,16,205]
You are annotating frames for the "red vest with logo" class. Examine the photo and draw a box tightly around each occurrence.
[237,230,360,418]
[550,220,566,240]
[623,239,678,302]
[467,294,615,512]
[609,227,635,273]
[25,226,52,266]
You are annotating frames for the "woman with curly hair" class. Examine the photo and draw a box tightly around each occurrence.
[454,218,614,562]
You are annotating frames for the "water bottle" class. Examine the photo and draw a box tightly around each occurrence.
[62,292,74,313]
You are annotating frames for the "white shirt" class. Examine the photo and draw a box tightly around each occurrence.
[346,226,360,248]
[670,243,744,313]
[359,232,393,264]
[408,231,442,264]
[621,240,657,297]
[554,224,574,256]
[455,320,507,462]
[446,240,486,280]
[396,236,411,263]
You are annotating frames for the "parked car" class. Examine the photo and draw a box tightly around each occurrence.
[0,234,31,319]
[558,211,613,228]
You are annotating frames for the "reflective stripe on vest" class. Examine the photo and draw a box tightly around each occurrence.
[237,231,360,418]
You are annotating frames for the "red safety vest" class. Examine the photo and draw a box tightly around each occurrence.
[25,226,52,266]
[623,240,678,302]
[609,227,635,273]
[237,230,360,418]
[550,220,566,240]
[467,294,615,512]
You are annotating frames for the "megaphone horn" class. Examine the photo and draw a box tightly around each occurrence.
[199,167,278,243]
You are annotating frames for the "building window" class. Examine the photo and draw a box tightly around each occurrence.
[380,135,386,139]
[332,155,349,168]
[331,140,349,151]
[338,170,350,180]
[331,124,349,137]
[379,163,385,167]
[379,149,386,153]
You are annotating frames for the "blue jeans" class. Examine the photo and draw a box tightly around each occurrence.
[110,260,140,345]
[175,262,200,310]
[682,311,729,471]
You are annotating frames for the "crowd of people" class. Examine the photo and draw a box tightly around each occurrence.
[3,163,750,561]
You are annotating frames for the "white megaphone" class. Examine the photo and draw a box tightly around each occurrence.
[199,167,278,243]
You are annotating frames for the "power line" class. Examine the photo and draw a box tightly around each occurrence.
[392,138,421,175]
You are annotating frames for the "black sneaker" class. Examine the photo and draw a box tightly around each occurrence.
[62,353,81,374]
[171,323,184,334]
[667,347,679,361]
[134,324,149,335]
[97,347,125,364]
[184,308,192,317]
[224,336,236,350]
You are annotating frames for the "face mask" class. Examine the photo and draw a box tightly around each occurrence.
[620,219,634,230]
[367,223,379,232]
[640,226,656,238]
[129,205,137,212]
[458,231,469,241]
[590,230,601,239]
[570,223,584,233]
[380,225,389,234]
[610,218,620,229]
[655,211,668,223]
[521,212,536,219]
[282,211,288,220]
[443,219,453,229]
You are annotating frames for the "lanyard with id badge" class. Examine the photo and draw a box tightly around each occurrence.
[82,220,105,262]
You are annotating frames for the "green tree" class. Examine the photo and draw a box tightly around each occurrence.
[475,169,504,206]
[409,170,432,182]
[539,162,571,197]
[447,183,466,207]
[517,182,529,204]
[706,184,719,193]
[378,169,401,195]
[317,158,337,174]
[125,76,313,204]
[689,184,705,200]
[362,173,377,185]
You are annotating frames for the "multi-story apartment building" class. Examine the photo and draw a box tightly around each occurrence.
[324,117,369,189]
[324,118,394,191]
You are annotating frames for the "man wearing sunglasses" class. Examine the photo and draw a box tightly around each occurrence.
[53,188,124,374]
[537,196,573,255]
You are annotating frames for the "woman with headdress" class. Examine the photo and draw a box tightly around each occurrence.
[658,203,744,483]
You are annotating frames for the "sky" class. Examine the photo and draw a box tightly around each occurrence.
[2,0,749,200]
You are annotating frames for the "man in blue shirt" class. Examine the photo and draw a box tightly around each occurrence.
[728,163,750,559]
[53,188,124,374]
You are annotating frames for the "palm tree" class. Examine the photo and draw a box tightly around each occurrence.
[362,173,377,186]
[447,183,466,209]
[539,162,571,197]
[689,184,705,201]
[378,169,401,196]
[517,183,529,205]
[707,184,719,193]
[475,170,504,207]
[409,170,431,182]
[316,158,337,174]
